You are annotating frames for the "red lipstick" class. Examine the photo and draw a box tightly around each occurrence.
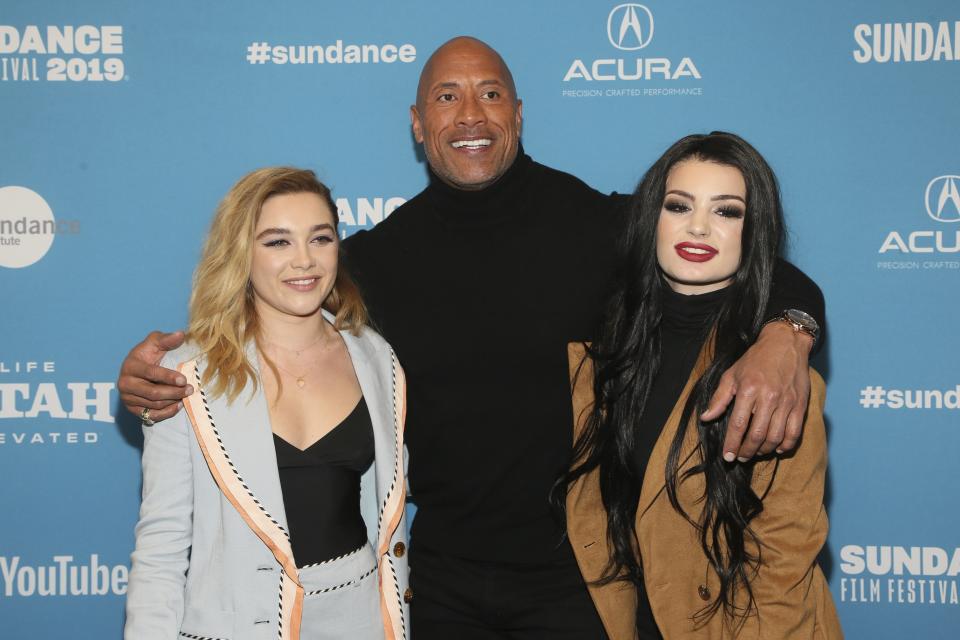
[674,242,717,263]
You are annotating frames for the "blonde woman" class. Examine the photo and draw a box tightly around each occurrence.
[125,168,409,640]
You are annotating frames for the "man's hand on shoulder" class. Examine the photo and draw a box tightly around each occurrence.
[701,321,814,461]
[118,330,192,424]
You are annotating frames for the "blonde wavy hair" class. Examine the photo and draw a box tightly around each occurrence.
[187,167,367,403]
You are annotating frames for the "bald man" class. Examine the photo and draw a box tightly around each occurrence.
[119,37,824,639]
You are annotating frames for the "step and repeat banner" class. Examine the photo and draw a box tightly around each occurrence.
[1,1,957,637]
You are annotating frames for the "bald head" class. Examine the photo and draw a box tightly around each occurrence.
[416,37,518,111]
[409,36,523,191]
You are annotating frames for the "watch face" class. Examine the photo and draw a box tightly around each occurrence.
[786,309,818,331]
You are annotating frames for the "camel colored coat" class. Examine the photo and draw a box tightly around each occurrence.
[565,342,842,639]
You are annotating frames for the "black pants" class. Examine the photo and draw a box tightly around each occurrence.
[409,545,609,640]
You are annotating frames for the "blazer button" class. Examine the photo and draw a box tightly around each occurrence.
[403,588,413,603]
[698,584,711,601]
[393,542,406,558]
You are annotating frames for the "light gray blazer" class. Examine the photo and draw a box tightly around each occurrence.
[125,320,409,640]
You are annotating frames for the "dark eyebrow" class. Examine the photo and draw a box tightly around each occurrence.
[665,189,745,204]
[711,194,746,204]
[256,223,333,240]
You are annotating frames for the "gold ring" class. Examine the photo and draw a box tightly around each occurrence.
[140,407,155,426]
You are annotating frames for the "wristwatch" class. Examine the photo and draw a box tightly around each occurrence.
[764,309,819,344]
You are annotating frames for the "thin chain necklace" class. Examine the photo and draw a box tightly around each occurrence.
[271,358,319,389]
[264,333,327,358]
[262,332,337,389]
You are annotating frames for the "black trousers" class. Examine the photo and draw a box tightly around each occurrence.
[409,545,610,640]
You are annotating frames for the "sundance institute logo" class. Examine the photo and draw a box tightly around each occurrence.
[0,186,79,268]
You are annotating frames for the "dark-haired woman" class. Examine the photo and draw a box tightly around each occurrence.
[561,133,842,638]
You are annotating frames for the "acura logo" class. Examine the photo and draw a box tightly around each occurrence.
[607,3,654,51]
[926,176,960,223]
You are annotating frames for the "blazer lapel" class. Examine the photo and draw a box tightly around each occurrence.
[565,343,638,640]
[199,342,290,535]
[338,326,405,556]
[566,342,605,543]
[340,328,390,504]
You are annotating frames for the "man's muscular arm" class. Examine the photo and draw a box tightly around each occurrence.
[701,259,825,461]
[118,331,192,422]
[703,322,814,461]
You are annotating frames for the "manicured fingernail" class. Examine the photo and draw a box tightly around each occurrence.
[175,376,186,385]
[186,385,194,395]
[775,448,784,454]
[723,452,736,462]
[737,457,749,463]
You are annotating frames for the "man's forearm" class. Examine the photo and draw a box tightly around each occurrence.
[766,259,825,353]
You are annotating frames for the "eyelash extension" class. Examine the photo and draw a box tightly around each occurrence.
[715,206,745,219]
[663,201,690,213]
[662,201,744,219]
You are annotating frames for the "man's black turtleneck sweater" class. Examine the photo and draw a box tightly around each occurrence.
[342,147,824,565]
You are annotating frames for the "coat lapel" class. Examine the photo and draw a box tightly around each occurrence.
[339,329,390,506]
[340,322,408,640]
[566,343,605,544]
[338,324,406,558]
[565,343,637,640]
[202,342,291,534]
[178,353,303,640]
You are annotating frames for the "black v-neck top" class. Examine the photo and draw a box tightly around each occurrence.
[273,397,375,567]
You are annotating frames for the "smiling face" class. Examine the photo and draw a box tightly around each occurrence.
[250,191,339,321]
[656,158,746,294]
[410,37,523,191]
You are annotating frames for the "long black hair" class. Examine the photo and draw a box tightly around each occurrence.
[556,131,785,625]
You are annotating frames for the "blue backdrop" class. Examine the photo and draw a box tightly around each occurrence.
[1,1,958,637]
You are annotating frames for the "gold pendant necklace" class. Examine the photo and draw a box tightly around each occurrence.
[271,360,313,389]
[262,330,339,390]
